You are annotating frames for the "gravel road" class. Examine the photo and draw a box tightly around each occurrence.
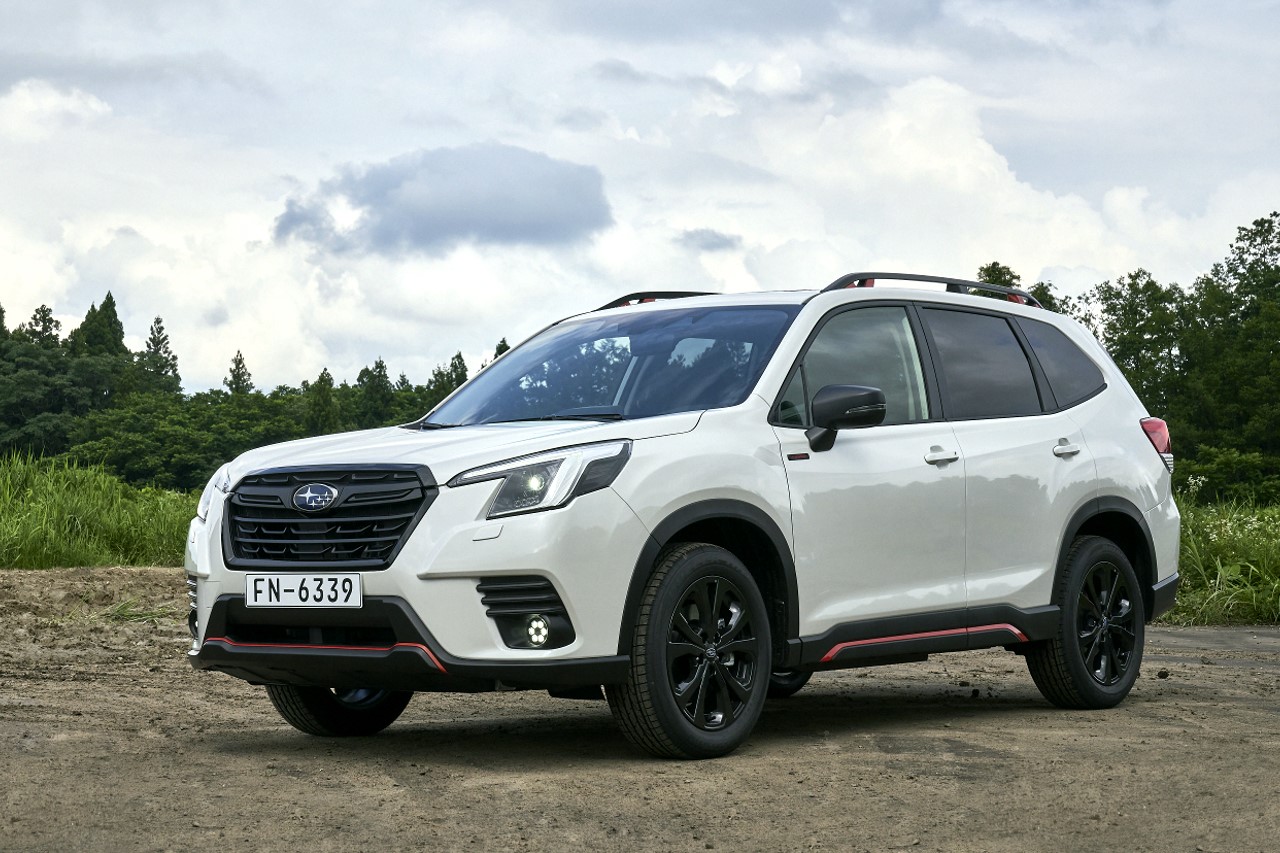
[2,567,1277,852]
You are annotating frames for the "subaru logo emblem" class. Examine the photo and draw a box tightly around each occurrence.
[292,483,339,512]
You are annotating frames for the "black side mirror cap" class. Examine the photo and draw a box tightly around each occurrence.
[806,384,886,452]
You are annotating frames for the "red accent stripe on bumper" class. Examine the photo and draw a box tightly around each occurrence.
[204,636,447,674]
[820,623,1030,663]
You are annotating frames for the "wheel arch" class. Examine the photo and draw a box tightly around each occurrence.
[618,499,799,666]
[1060,497,1158,622]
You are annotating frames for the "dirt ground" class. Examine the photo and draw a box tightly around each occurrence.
[1,568,1277,853]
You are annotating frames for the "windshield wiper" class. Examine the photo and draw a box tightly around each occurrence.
[487,411,626,424]
[414,421,459,430]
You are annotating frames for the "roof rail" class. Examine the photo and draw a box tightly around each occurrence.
[822,272,1042,308]
[596,291,714,311]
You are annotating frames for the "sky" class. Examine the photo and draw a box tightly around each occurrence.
[1,0,1278,393]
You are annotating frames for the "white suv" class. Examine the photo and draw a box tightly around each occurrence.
[185,273,1180,759]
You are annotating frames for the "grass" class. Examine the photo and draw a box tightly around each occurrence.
[0,453,195,569]
[0,453,1275,624]
[96,597,185,624]
[1166,499,1280,624]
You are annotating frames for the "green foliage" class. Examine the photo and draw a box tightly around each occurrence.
[0,453,194,568]
[355,358,394,428]
[134,316,182,396]
[1175,447,1280,505]
[223,350,254,395]
[304,367,343,435]
[976,261,1021,288]
[1170,499,1280,624]
[1085,269,1183,415]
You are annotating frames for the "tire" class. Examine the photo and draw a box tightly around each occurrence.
[266,685,413,736]
[607,543,771,759]
[1026,536,1145,709]
[767,670,812,699]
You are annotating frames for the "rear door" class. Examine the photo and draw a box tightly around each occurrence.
[917,306,1099,613]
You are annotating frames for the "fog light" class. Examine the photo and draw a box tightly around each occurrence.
[526,614,550,647]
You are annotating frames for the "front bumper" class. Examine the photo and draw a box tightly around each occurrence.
[190,594,628,691]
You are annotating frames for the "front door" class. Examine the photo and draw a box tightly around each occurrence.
[772,304,968,637]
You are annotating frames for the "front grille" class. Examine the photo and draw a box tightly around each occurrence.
[223,466,437,570]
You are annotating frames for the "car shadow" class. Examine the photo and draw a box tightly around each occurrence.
[208,679,1063,768]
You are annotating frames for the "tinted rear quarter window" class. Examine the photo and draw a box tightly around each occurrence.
[922,308,1041,419]
[1018,318,1106,408]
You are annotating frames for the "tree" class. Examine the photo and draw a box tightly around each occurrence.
[422,352,469,410]
[14,305,61,347]
[66,292,128,357]
[1084,270,1182,416]
[976,262,1021,288]
[1026,281,1085,321]
[304,368,342,435]
[0,302,8,340]
[494,338,510,358]
[355,357,395,428]
[224,350,254,395]
[1176,213,1280,469]
[134,316,182,396]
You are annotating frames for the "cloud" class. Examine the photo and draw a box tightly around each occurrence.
[274,143,614,256]
[676,228,743,253]
[0,79,110,141]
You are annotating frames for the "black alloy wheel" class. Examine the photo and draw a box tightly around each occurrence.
[1075,559,1139,686]
[1026,535,1146,709]
[665,574,760,730]
[607,542,771,759]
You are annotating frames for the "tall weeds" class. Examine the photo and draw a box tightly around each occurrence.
[1169,500,1280,624]
[0,453,194,568]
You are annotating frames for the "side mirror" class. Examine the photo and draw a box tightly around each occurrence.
[805,384,886,452]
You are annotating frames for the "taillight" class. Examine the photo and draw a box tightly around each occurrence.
[1141,418,1174,473]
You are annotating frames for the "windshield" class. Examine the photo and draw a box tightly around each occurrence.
[424,304,801,426]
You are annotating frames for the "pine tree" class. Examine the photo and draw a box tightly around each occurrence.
[66,292,128,356]
[0,301,8,340]
[135,316,182,395]
[224,350,254,395]
[15,305,62,346]
[355,357,395,428]
[304,367,341,435]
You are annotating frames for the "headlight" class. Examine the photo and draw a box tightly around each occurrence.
[449,441,632,519]
[195,464,232,522]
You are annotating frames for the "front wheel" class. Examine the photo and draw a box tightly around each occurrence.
[266,685,412,736]
[607,543,771,759]
[1026,536,1145,709]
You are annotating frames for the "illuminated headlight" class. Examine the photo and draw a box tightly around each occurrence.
[195,464,232,522]
[449,440,632,519]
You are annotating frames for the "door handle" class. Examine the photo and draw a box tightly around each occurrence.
[924,448,960,465]
[1053,442,1081,458]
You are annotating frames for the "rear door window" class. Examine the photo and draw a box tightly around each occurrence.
[921,308,1041,420]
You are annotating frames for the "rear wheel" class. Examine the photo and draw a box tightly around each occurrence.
[1026,536,1145,709]
[607,543,771,759]
[266,685,412,736]
[767,670,812,699]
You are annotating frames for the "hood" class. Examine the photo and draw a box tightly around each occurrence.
[225,412,703,485]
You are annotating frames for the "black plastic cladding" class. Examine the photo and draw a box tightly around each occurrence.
[222,464,437,571]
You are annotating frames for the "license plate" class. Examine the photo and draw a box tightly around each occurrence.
[246,573,362,608]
